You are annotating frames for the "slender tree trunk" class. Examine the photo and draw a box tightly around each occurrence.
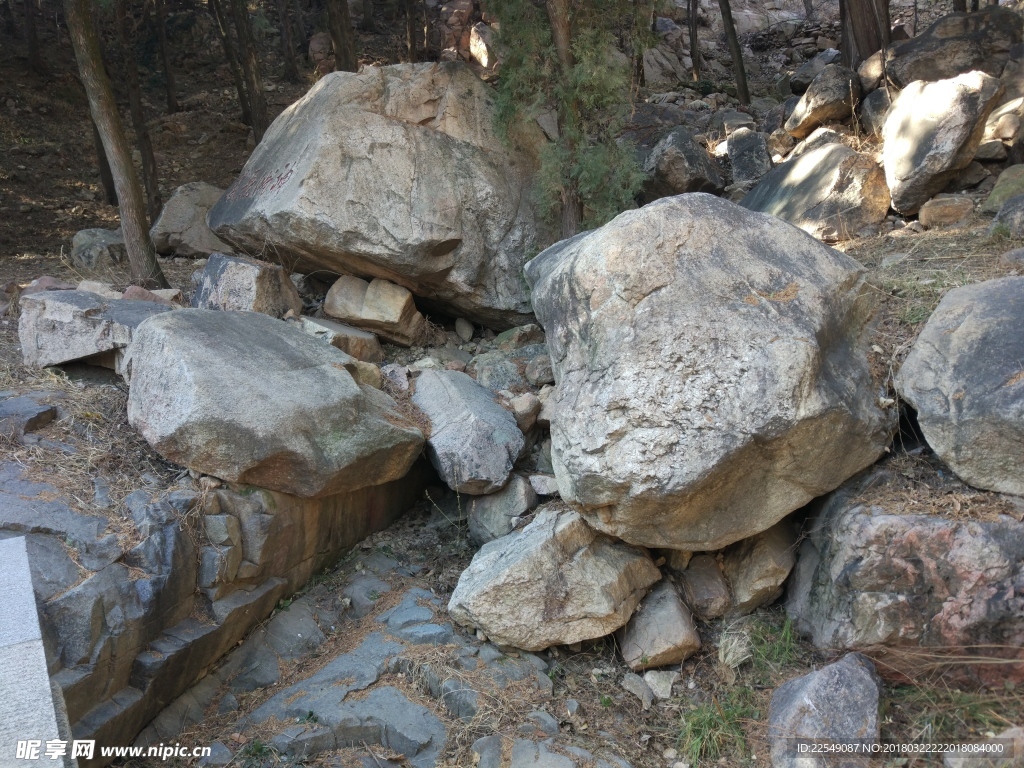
[209,0,252,125]
[288,0,306,57]
[404,0,416,61]
[803,0,814,20]
[115,0,161,223]
[24,0,45,74]
[688,0,701,80]
[2,0,19,36]
[360,0,373,31]
[422,0,429,56]
[92,119,118,206]
[325,0,356,71]
[545,0,582,238]
[718,0,749,104]
[274,0,300,80]
[153,0,178,113]
[64,0,167,288]
[229,0,269,140]
[839,0,890,69]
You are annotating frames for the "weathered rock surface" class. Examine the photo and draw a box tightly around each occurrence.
[992,193,1024,238]
[642,126,725,198]
[894,277,1024,495]
[784,64,860,140]
[727,128,772,184]
[787,470,1024,650]
[448,503,661,651]
[722,520,796,616]
[324,275,426,346]
[790,49,840,94]
[768,653,881,768]
[150,182,232,257]
[19,290,171,369]
[191,253,303,318]
[882,71,1003,215]
[71,228,125,269]
[206,62,544,328]
[293,316,384,362]
[126,310,424,497]
[919,195,974,228]
[678,554,731,621]
[526,194,894,551]
[618,580,700,671]
[741,143,890,242]
[411,369,523,494]
[467,474,539,545]
[858,87,891,137]
[983,164,1024,213]
[881,8,1023,89]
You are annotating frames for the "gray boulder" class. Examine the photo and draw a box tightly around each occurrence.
[642,127,725,198]
[857,87,891,137]
[411,369,524,494]
[894,277,1024,496]
[467,474,539,545]
[991,193,1024,237]
[125,310,424,497]
[727,128,772,184]
[678,554,731,620]
[790,49,841,94]
[71,228,125,269]
[150,182,232,257]
[525,194,894,551]
[741,143,890,243]
[784,64,861,140]
[206,62,544,328]
[768,653,881,768]
[18,290,171,370]
[191,253,303,318]
[882,71,1002,215]
[618,580,701,671]
[448,503,661,651]
[721,519,796,616]
[787,470,1024,650]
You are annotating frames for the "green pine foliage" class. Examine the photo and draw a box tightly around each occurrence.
[488,0,647,231]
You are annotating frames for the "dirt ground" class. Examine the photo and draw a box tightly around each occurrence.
[2,1,1024,766]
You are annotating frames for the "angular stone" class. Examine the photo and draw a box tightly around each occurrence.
[448,503,661,651]
[467,474,539,545]
[191,253,303,318]
[526,194,894,551]
[0,392,57,441]
[150,182,232,257]
[77,280,122,300]
[643,670,678,700]
[919,195,974,229]
[721,520,796,616]
[207,63,543,328]
[18,290,171,369]
[883,71,1002,215]
[789,126,848,159]
[71,228,126,269]
[785,64,861,140]
[894,277,1024,495]
[642,126,726,199]
[126,310,423,497]
[790,49,840,94]
[678,555,731,621]
[618,580,700,671]
[983,164,1024,213]
[769,653,881,768]
[858,87,891,137]
[741,143,890,243]
[993,194,1024,238]
[411,370,523,494]
[324,275,426,346]
[294,316,384,362]
[727,128,772,184]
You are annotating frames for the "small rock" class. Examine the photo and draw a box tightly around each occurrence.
[722,520,797,616]
[644,670,679,700]
[678,555,731,621]
[71,228,126,269]
[192,253,303,318]
[295,316,385,362]
[621,672,654,710]
[455,317,474,342]
[324,275,426,347]
[467,474,539,545]
[618,580,701,671]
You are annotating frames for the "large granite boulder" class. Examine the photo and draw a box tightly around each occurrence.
[741,143,890,242]
[125,310,424,497]
[894,277,1024,496]
[18,290,171,370]
[882,71,1003,215]
[448,503,661,651]
[784,64,861,140]
[525,194,894,551]
[642,126,725,199]
[880,8,1023,89]
[150,182,232,257]
[206,62,544,328]
[787,470,1024,651]
[410,369,524,494]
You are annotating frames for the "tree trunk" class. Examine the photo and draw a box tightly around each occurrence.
[803,0,814,20]
[64,0,167,288]
[422,0,429,56]
[545,0,583,238]
[209,0,252,125]
[404,0,416,61]
[275,0,300,81]
[360,0,374,31]
[288,0,307,58]
[718,0,749,104]
[153,0,178,113]
[92,119,118,206]
[325,0,357,71]
[230,0,269,141]
[840,0,890,69]
[116,0,162,223]
[24,0,45,74]
[688,0,700,80]
[2,0,19,37]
